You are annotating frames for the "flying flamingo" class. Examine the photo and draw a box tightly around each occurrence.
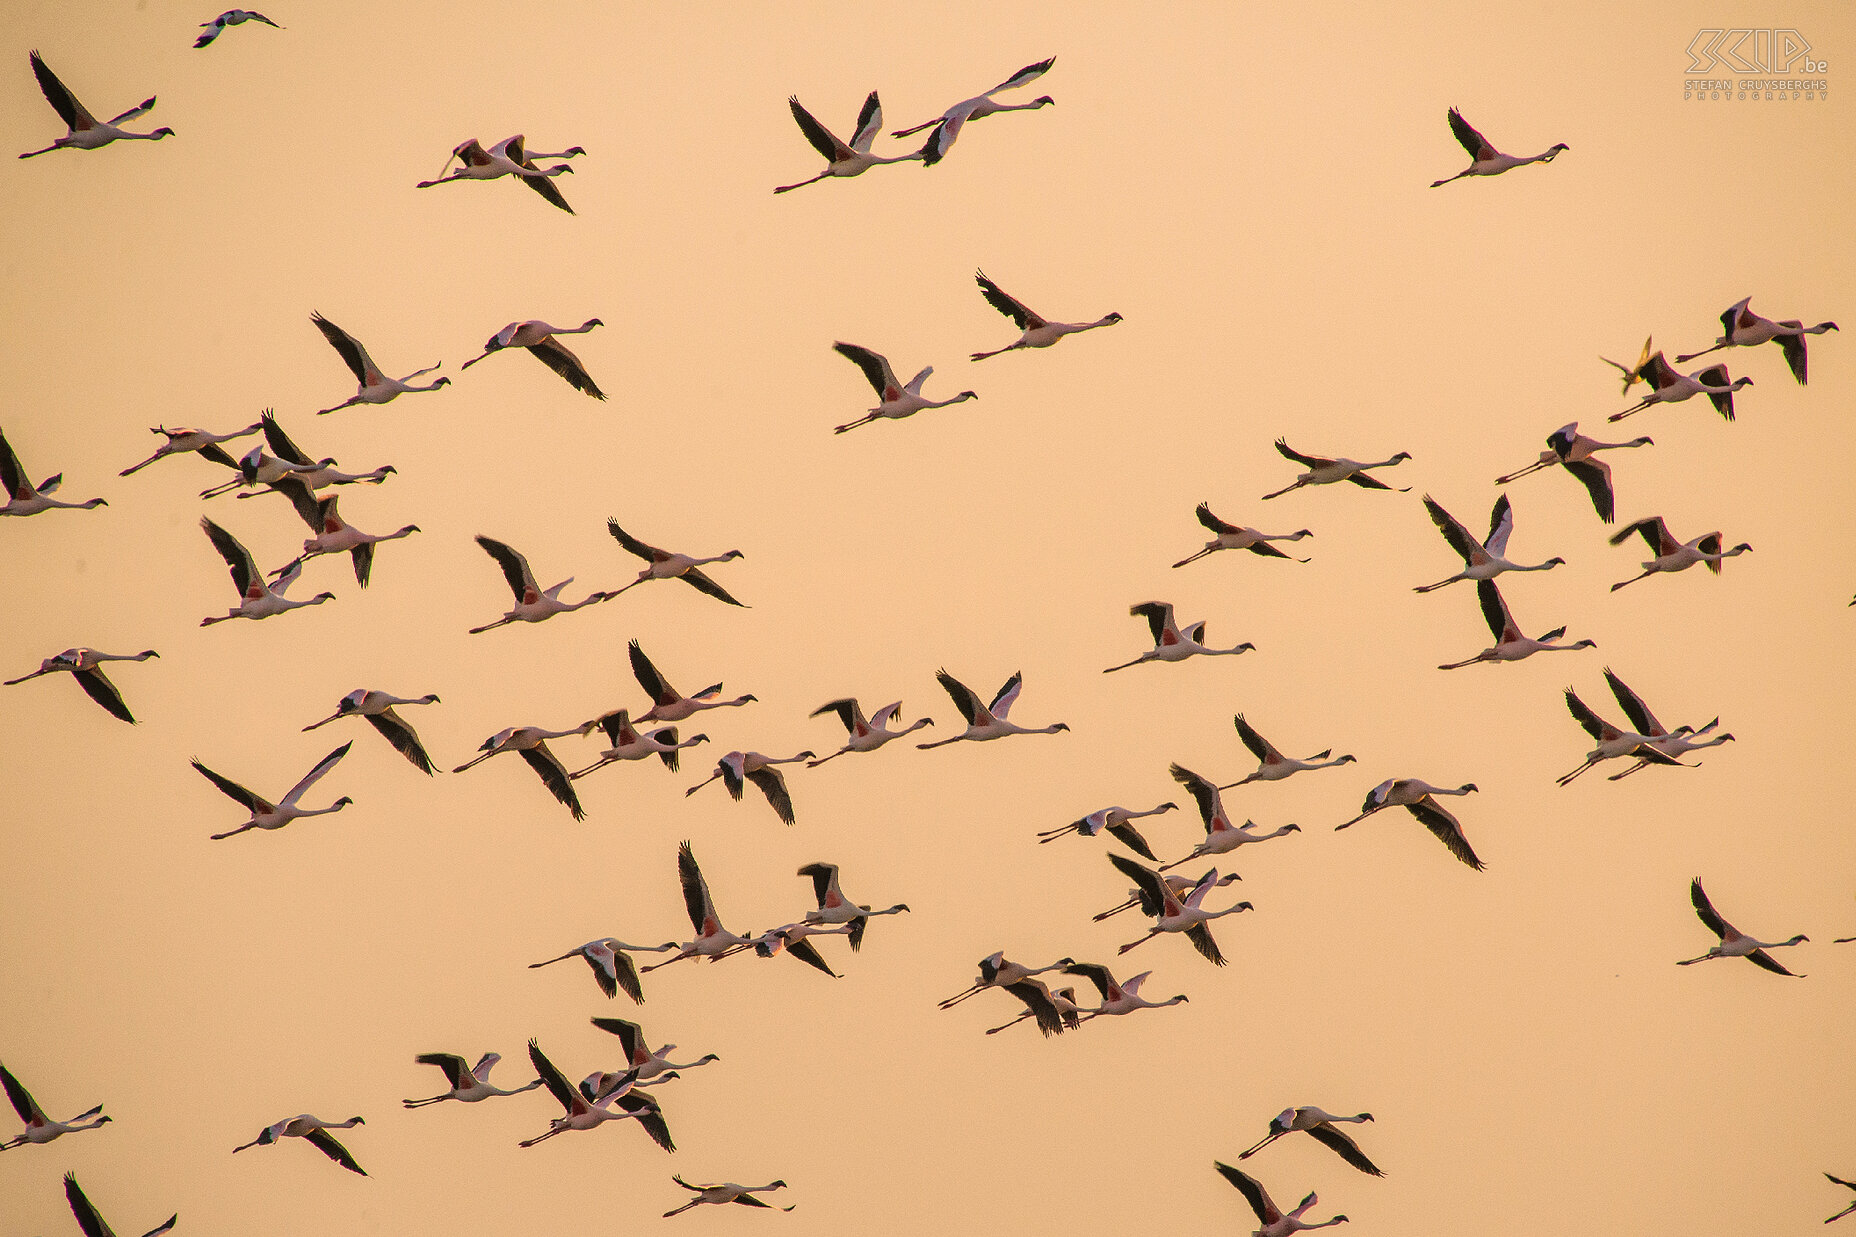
[1223,714,1355,786]
[273,485,419,587]
[969,270,1121,361]
[0,1061,108,1149]
[459,319,605,398]
[917,669,1069,749]
[1599,337,1655,395]
[793,862,910,949]
[1173,504,1312,567]
[982,978,1079,1036]
[1610,351,1751,422]
[530,938,677,1003]
[468,535,613,633]
[1160,763,1299,871]
[1413,493,1565,592]
[453,724,594,820]
[1094,871,1241,922]
[1429,107,1567,186]
[519,1041,672,1151]
[627,641,757,722]
[195,10,281,47]
[735,922,852,977]
[19,52,173,158]
[570,709,708,779]
[685,750,815,825]
[1216,1163,1350,1236]
[232,1114,366,1175]
[1558,684,1689,787]
[806,697,932,765]
[311,313,449,413]
[1494,423,1652,524]
[1438,578,1594,669]
[402,1053,544,1108]
[1109,854,1253,965]
[417,137,580,212]
[1035,802,1177,861]
[1607,720,1735,781]
[774,92,925,192]
[198,519,336,626]
[605,519,747,606]
[1677,297,1837,384]
[1336,779,1484,870]
[1104,601,1255,672]
[59,1174,174,1237]
[938,952,1075,1011]
[202,411,390,497]
[890,56,1055,164]
[1238,1107,1383,1176]
[590,1017,720,1084]
[1263,439,1411,500]
[194,743,354,840]
[302,690,440,775]
[831,341,976,433]
[642,842,758,972]
[120,422,262,476]
[1679,879,1807,975]
[663,1178,794,1218]
[1060,962,1189,1022]
[1608,517,1751,591]
[1,427,106,516]
[6,648,158,723]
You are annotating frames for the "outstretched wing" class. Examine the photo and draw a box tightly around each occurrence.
[285,742,353,803]
[475,536,536,603]
[590,1017,645,1064]
[1060,961,1116,1001]
[528,337,604,399]
[611,1091,675,1152]
[1484,493,1516,556]
[935,669,983,725]
[304,1127,366,1175]
[191,758,270,813]
[1689,878,1728,939]
[367,708,435,774]
[1273,438,1329,468]
[974,271,1043,329]
[1445,107,1494,160]
[833,341,899,400]
[987,56,1055,95]
[1214,1162,1278,1225]
[677,841,717,934]
[1408,797,1484,871]
[1563,688,1612,742]
[1168,763,1220,833]
[747,766,797,825]
[63,1173,118,1237]
[311,313,375,386]
[810,698,859,734]
[849,90,883,152]
[797,861,838,908]
[1194,502,1240,535]
[1564,458,1617,523]
[1603,668,1664,737]
[1609,517,1669,556]
[1307,1122,1385,1176]
[1231,714,1275,763]
[679,567,745,607]
[1107,853,1172,917]
[0,427,26,497]
[30,52,89,131]
[521,745,585,820]
[606,519,662,564]
[527,1039,578,1112]
[415,1052,472,1089]
[787,96,849,162]
[989,671,1024,718]
[0,1062,43,1123]
[629,640,675,702]
[1422,496,1480,563]
[74,666,135,724]
[1476,578,1515,643]
[201,517,258,597]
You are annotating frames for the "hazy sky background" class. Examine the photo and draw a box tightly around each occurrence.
[4,2,1853,1233]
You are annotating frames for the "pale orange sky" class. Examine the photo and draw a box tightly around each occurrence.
[3,2,1854,1234]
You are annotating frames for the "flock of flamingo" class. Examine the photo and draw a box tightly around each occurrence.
[4,14,1849,1236]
